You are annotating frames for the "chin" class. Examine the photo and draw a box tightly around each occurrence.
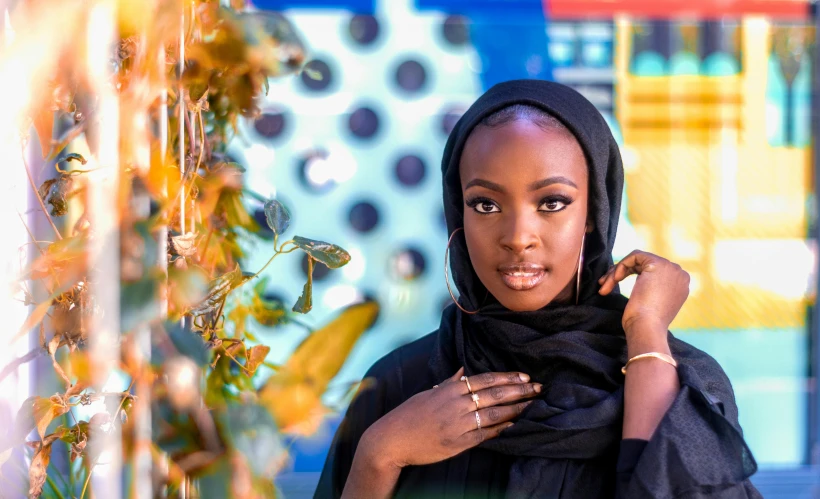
[494,291,556,312]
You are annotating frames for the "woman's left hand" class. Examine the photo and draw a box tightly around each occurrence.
[597,250,690,344]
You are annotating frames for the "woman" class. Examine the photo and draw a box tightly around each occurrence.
[314,80,760,498]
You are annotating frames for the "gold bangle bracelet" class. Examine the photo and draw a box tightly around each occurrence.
[621,352,677,375]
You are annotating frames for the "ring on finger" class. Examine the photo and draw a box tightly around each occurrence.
[474,410,481,430]
[470,392,480,409]
[460,375,473,394]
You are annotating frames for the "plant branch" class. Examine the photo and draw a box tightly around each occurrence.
[22,147,62,240]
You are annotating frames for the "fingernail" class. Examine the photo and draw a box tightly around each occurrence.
[519,373,530,382]
[506,422,515,429]
[533,383,543,393]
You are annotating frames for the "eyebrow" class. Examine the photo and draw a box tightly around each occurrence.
[464,176,578,193]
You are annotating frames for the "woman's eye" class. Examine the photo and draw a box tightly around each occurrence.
[540,199,569,212]
[475,201,499,214]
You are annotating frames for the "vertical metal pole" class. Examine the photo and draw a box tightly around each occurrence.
[809,0,820,466]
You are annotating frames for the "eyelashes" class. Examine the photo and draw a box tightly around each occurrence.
[465,195,574,214]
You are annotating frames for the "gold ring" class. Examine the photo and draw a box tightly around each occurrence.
[460,375,473,393]
[471,393,480,410]
[474,410,481,430]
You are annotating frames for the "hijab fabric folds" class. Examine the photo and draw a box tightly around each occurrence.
[427,80,758,497]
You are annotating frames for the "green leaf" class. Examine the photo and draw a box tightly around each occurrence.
[166,322,210,366]
[120,276,158,332]
[292,236,350,269]
[292,257,313,314]
[263,199,290,236]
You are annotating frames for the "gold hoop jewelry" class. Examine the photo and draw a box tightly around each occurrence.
[622,352,677,375]
[471,393,480,409]
[474,410,482,430]
[445,228,480,315]
[576,233,586,306]
[460,375,473,393]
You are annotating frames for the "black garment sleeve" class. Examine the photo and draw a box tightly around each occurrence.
[617,361,762,498]
[313,358,393,499]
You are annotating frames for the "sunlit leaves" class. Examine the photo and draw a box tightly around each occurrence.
[244,345,270,375]
[260,301,379,431]
[263,199,290,236]
[292,236,350,269]
[32,396,69,439]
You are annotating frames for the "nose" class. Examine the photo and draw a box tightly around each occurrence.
[500,215,539,254]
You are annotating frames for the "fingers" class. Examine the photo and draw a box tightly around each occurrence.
[597,250,661,295]
[461,401,532,430]
[458,370,531,395]
[457,421,515,448]
[465,381,542,413]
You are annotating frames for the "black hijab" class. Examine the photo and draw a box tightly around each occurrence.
[427,80,757,497]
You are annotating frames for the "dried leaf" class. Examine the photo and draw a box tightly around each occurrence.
[293,236,350,269]
[28,438,56,498]
[187,265,252,317]
[225,341,244,358]
[46,176,73,216]
[32,397,68,439]
[170,231,198,258]
[60,152,87,165]
[15,300,52,342]
[245,345,270,375]
[263,199,290,236]
[37,179,57,202]
[292,257,313,314]
[31,105,54,159]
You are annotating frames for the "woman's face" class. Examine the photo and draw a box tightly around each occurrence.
[459,120,590,312]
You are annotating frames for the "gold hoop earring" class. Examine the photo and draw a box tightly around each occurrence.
[445,228,480,315]
[576,233,585,306]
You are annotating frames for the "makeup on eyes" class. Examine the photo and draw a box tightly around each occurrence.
[464,194,575,214]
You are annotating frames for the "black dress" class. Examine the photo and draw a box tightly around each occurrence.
[314,331,762,499]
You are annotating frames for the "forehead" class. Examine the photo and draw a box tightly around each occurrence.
[459,121,588,186]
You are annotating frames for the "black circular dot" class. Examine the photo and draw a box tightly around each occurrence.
[348,201,380,233]
[252,207,275,239]
[395,59,427,93]
[298,150,336,194]
[441,106,465,136]
[395,154,426,187]
[390,247,426,281]
[254,111,286,139]
[262,291,287,306]
[301,253,331,281]
[349,15,380,45]
[348,107,380,139]
[442,15,470,46]
[300,59,333,92]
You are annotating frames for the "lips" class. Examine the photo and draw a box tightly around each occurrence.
[498,262,546,291]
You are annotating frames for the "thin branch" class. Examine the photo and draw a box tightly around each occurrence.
[22,147,62,240]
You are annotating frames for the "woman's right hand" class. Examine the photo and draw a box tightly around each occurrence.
[360,367,542,469]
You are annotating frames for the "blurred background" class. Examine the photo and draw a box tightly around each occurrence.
[226,0,817,495]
